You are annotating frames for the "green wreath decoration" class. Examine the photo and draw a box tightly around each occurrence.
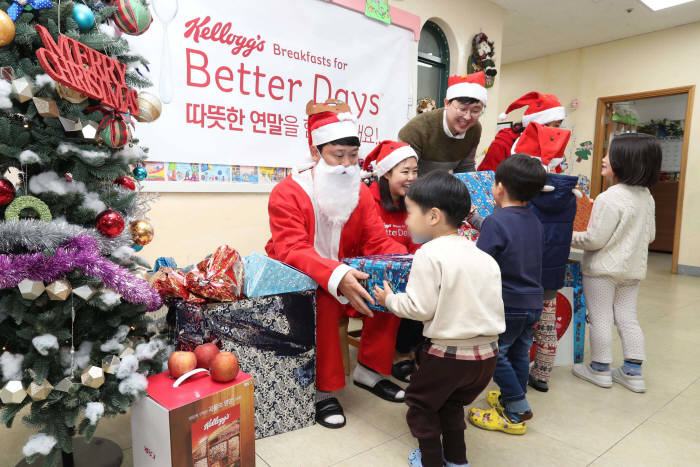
[4,195,53,222]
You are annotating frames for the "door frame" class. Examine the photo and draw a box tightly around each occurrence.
[591,85,695,273]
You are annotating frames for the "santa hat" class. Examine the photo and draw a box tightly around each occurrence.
[306,99,357,146]
[362,140,418,178]
[514,122,571,172]
[499,92,566,126]
[445,72,488,104]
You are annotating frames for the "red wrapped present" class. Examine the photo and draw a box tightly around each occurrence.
[574,191,593,232]
[150,267,205,303]
[185,246,245,302]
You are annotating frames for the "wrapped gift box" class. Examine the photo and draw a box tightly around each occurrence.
[131,370,255,467]
[341,254,414,312]
[171,290,316,439]
[574,192,593,232]
[453,171,496,241]
[243,253,317,297]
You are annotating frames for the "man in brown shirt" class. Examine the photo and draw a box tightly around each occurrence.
[399,72,488,174]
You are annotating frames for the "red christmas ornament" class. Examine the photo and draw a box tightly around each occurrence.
[64,173,73,183]
[114,175,136,191]
[0,177,16,206]
[96,209,125,237]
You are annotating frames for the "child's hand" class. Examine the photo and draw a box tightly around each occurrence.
[373,280,394,308]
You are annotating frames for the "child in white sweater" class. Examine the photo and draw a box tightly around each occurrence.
[572,133,661,393]
[374,171,505,467]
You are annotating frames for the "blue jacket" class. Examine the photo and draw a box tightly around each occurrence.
[528,174,578,291]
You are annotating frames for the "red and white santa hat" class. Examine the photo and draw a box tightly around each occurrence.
[362,140,418,178]
[445,71,488,104]
[514,122,571,172]
[306,99,358,147]
[499,91,566,126]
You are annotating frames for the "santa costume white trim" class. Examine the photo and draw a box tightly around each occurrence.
[445,71,488,104]
[499,91,566,126]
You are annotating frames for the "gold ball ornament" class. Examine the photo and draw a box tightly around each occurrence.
[17,279,45,300]
[130,219,154,246]
[81,366,105,389]
[28,380,54,401]
[0,380,27,404]
[46,279,72,301]
[135,91,162,122]
[56,82,88,104]
[102,355,121,375]
[0,10,16,47]
[55,377,80,394]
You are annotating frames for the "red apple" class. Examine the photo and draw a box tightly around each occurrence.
[210,351,239,383]
[168,351,197,379]
[194,343,220,369]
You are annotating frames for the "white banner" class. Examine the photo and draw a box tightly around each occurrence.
[126,0,414,168]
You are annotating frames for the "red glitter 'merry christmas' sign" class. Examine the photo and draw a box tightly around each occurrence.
[33,25,140,116]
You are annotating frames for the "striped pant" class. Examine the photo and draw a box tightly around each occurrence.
[530,294,558,382]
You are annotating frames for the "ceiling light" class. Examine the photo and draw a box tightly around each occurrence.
[640,0,695,11]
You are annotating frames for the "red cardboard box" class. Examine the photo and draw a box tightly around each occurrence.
[131,370,255,467]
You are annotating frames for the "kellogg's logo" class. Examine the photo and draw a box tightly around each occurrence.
[203,413,230,431]
[184,16,265,57]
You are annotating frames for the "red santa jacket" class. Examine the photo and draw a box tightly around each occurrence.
[368,183,420,254]
[477,127,520,172]
[265,173,407,301]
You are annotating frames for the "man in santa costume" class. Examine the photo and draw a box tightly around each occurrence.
[399,72,487,175]
[266,99,407,429]
[478,92,567,172]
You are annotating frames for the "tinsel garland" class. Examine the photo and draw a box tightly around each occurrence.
[0,235,162,310]
[0,219,131,254]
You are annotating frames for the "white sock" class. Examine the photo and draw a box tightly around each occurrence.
[353,364,382,387]
[315,390,344,425]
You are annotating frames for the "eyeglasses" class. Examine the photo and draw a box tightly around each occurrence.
[451,102,484,118]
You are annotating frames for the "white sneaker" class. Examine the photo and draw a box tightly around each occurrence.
[572,363,613,388]
[612,367,647,393]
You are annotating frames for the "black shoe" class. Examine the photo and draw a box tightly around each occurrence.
[354,379,405,402]
[391,359,415,383]
[315,397,346,429]
[528,374,549,392]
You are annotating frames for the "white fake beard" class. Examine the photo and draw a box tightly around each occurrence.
[313,158,361,226]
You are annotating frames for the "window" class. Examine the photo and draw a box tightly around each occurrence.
[417,21,450,107]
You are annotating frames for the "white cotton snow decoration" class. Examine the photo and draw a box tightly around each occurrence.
[32,334,59,356]
[19,150,41,164]
[34,74,56,89]
[22,434,57,457]
[61,341,94,375]
[113,144,146,164]
[116,354,139,379]
[111,245,134,261]
[29,171,86,195]
[98,289,122,307]
[0,80,12,109]
[80,192,106,214]
[1,351,24,381]
[135,339,165,361]
[100,325,130,353]
[84,402,105,425]
[118,372,148,396]
[57,143,108,163]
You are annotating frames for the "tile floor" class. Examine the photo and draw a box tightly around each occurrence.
[2,253,699,466]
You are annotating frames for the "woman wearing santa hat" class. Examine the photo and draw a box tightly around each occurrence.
[362,140,422,382]
[478,91,567,172]
[399,72,488,175]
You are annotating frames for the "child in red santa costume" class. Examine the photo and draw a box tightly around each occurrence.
[478,92,567,172]
[265,99,407,430]
[362,141,423,383]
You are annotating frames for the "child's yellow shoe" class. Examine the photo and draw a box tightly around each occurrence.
[486,390,503,411]
[468,407,527,435]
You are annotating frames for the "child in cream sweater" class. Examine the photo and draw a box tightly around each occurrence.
[374,171,505,467]
[572,133,660,393]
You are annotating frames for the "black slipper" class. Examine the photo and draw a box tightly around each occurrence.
[354,379,405,403]
[528,374,549,392]
[391,360,415,383]
[315,398,346,429]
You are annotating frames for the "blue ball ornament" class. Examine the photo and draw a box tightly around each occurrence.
[72,4,95,31]
[132,244,144,252]
[132,166,148,181]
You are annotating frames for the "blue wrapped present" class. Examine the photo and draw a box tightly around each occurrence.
[341,254,413,312]
[453,171,496,240]
[153,256,177,272]
[244,253,317,297]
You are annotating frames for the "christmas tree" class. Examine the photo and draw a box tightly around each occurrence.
[0,0,167,464]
